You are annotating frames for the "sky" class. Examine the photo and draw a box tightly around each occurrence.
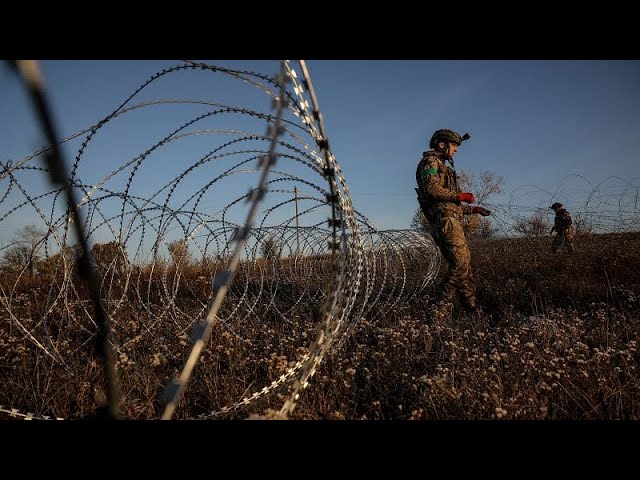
[1,60,639,248]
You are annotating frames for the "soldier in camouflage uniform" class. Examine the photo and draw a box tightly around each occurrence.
[415,129,491,320]
[550,202,575,254]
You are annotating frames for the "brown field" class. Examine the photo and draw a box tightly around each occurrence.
[1,231,639,419]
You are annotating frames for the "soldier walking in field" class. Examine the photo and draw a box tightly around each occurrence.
[415,129,491,321]
[550,202,575,254]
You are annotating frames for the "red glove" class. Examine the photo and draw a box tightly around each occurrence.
[459,192,475,204]
[472,206,491,216]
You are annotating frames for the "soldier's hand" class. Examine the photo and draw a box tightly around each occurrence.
[459,192,475,204]
[472,206,490,216]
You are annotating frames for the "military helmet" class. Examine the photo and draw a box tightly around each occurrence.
[550,202,563,210]
[429,129,470,149]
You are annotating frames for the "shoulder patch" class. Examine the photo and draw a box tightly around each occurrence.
[421,167,438,178]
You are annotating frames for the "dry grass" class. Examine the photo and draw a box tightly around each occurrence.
[1,232,639,419]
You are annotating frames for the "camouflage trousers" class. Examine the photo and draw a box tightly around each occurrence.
[551,226,575,253]
[432,215,477,310]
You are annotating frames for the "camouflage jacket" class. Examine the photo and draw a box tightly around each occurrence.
[415,150,472,221]
[553,208,573,232]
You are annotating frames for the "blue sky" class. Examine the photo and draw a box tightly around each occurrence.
[306,60,640,226]
[1,60,639,248]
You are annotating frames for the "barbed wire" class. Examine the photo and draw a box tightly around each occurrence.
[478,175,640,236]
[0,405,63,420]
[2,60,639,420]
[7,60,121,419]
[1,60,368,420]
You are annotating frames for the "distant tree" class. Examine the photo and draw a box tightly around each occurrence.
[514,211,550,237]
[0,224,46,275]
[458,170,503,236]
[91,241,127,273]
[458,170,504,206]
[167,239,190,265]
[38,243,79,272]
[1,244,30,273]
[261,236,281,260]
